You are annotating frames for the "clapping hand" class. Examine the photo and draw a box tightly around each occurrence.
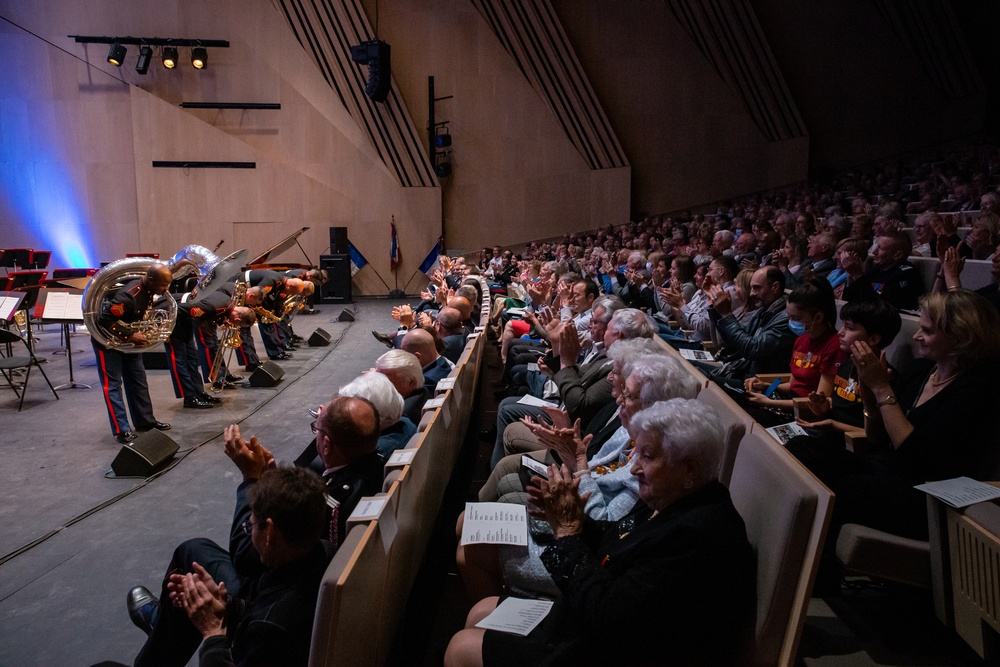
[168,562,228,638]
[526,464,588,539]
[224,424,275,481]
[558,324,582,367]
[850,341,891,393]
[706,285,732,316]
[941,246,965,283]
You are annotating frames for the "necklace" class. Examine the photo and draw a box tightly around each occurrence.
[930,367,960,386]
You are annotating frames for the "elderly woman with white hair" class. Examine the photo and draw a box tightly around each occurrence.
[339,372,416,460]
[459,352,702,601]
[446,399,756,667]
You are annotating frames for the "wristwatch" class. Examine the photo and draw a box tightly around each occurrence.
[876,394,898,408]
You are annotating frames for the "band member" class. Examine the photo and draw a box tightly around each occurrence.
[92,264,172,443]
[242,269,293,361]
[286,267,327,314]
[165,286,256,408]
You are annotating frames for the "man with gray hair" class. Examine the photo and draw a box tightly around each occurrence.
[375,349,429,424]
[340,372,416,460]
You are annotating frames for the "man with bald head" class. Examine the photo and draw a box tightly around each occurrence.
[401,328,455,392]
[92,263,172,443]
[434,306,467,363]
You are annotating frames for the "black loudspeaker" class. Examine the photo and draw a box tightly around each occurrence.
[319,254,352,304]
[308,328,332,346]
[249,360,285,387]
[337,309,356,322]
[329,227,349,254]
[111,429,179,477]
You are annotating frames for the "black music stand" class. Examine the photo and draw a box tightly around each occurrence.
[36,289,90,391]
[0,248,32,275]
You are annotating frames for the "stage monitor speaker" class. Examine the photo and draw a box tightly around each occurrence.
[329,227,349,254]
[249,360,285,387]
[319,254,352,304]
[337,309,356,322]
[308,328,332,346]
[111,429,179,477]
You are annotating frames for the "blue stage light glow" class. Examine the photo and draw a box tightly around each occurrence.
[1,139,96,269]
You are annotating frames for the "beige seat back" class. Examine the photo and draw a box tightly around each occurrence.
[729,428,833,666]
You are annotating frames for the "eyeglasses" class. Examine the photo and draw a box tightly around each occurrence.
[311,420,327,437]
[620,385,637,402]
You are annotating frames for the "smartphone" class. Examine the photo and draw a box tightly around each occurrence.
[428,283,437,296]
[764,378,782,398]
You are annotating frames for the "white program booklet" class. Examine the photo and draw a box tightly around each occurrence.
[460,502,528,546]
[915,477,1000,508]
[516,394,557,408]
[766,422,807,446]
[678,347,720,366]
[475,597,554,636]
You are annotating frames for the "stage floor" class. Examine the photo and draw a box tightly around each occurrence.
[0,300,399,666]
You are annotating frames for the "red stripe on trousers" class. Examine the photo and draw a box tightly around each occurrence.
[97,349,122,434]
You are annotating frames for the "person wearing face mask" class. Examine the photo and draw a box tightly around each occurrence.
[740,278,841,426]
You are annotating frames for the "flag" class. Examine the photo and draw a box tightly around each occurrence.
[390,222,401,270]
[419,237,443,274]
[348,242,368,276]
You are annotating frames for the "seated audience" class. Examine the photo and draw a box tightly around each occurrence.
[127,395,383,667]
[788,290,1000,552]
[400,327,455,392]
[339,372,417,460]
[446,400,756,667]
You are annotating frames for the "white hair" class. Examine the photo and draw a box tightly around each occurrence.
[626,354,700,406]
[375,349,424,394]
[339,372,403,429]
[630,399,724,486]
[608,308,657,339]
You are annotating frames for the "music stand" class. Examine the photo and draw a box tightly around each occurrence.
[35,289,90,391]
[0,248,32,274]
[0,291,27,357]
[29,250,51,270]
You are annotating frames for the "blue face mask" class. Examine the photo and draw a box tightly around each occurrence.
[788,320,808,336]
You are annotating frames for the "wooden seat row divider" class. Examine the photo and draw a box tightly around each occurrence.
[308,279,491,667]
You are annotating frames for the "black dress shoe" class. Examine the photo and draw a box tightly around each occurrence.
[127,585,158,636]
[143,421,171,431]
[212,381,238,390]
[371,330,394,348]
[245,363,260,372]
[269,352,293,360]
[116,430,138,444]
[197,392,223,404]
[225,373,244,382]
[184,397,213,409]
[292,334,305,342]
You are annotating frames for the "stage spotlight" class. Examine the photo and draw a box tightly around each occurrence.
[135,45,152,74]
[107,41,126,67]
[162,46,178,69]
[191,46,207,69]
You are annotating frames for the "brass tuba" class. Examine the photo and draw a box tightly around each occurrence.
[83,257,178,352]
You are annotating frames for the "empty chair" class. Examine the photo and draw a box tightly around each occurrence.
[0,328,59,411]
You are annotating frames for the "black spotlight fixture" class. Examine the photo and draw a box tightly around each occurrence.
[162,46,178,69]
[135,45,152,75]
[107,41,126,67]
[191,46,207,70]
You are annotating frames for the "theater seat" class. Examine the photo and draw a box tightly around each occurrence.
[836,523,931,588]
[729,428,833,666]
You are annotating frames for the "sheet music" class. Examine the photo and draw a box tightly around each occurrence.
[915,477,1000,508]
[42,292,84,321]
[460,502,528,546]
[0,296,21,321]
[475,597,554,636]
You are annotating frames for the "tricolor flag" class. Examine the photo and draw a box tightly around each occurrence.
[390,222,401,270]
[419,237,443,275]
[348,242,368,276]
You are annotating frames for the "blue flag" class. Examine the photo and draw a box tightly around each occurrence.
[419,237,443,274]
[348,242,368,276]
